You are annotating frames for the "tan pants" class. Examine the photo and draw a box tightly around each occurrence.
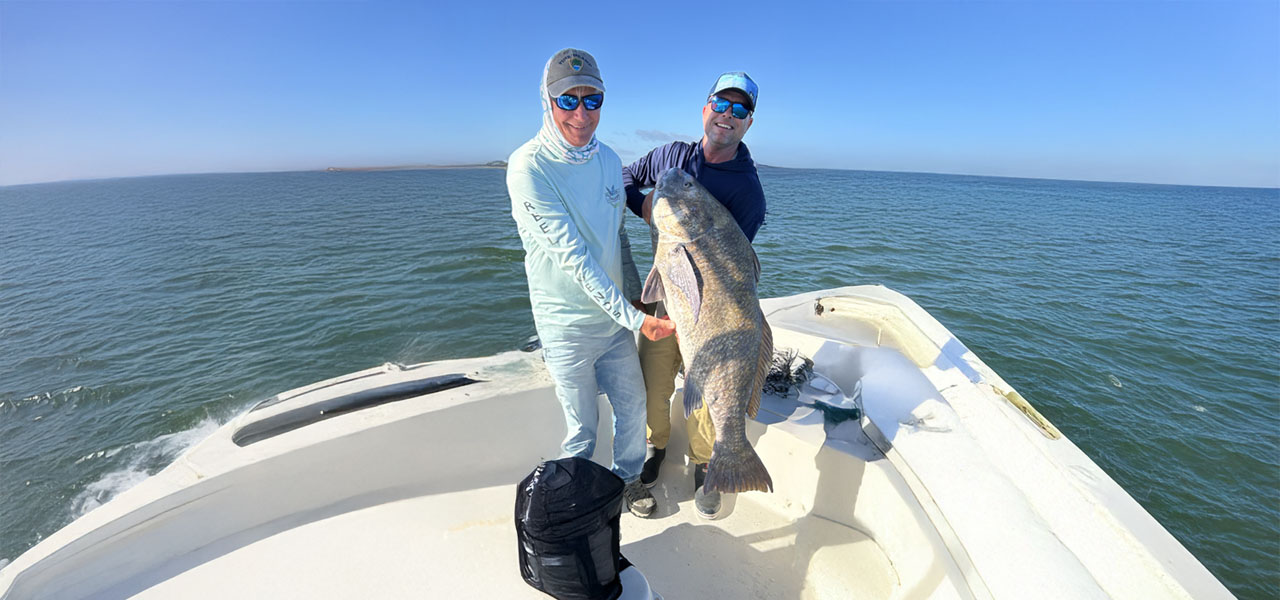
[640,332,715,464]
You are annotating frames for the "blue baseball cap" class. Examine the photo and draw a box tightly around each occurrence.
[708,71,758,111]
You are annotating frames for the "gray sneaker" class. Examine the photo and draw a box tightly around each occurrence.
[623,480,656,518]
[693,463,722,520]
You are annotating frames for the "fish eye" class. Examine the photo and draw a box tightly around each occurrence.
[683,182,692,188]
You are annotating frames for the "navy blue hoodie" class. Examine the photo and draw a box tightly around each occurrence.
[622,141,766,242]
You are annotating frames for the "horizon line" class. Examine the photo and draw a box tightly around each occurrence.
[2,163,1277,192]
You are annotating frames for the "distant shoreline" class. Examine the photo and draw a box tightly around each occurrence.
[325,161,507,172]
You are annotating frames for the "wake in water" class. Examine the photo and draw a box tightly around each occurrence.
[68,418,223,518]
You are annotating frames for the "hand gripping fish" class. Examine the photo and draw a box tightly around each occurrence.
[642,168,773,494]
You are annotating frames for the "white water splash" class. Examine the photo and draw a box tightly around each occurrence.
[1193,405,1206,413]
[69,417,223,518]
[16,384,92,407]
[71,468,153,517]
[1108,374,1123,389]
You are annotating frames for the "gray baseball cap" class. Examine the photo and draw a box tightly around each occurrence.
[545,48,605,97]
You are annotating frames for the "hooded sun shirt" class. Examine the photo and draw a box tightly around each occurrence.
[506,56,646,345]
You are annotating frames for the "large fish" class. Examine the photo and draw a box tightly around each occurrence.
[642,168,773,494]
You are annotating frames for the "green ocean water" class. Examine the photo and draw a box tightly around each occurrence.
[1,168,1276,597]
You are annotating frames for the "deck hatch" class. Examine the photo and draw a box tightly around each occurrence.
[232,373,480,446]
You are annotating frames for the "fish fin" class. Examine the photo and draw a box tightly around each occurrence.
[747,317,773,419]
[667,244,702,325]
[750,246,762,283]
[682,377,703,418]
[641,266,665,303]
[704,442,773,494]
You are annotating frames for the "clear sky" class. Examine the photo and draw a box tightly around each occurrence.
[1,0,1276,188]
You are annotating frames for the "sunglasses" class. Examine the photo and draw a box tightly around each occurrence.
[708,96,751,119]
[553,93,604,111]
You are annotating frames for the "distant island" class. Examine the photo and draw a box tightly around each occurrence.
[325,161,507,172]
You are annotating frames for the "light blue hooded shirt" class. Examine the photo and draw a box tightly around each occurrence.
[507,59,646,344]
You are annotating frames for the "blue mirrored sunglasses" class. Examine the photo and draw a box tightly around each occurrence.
[708,96,751,119]
[553,93,604,111]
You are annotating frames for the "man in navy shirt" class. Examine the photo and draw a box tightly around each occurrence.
[622,71,766,520]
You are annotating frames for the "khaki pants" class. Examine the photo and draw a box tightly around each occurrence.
[640,332,715,465]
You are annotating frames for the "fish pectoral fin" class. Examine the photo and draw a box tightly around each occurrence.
[748,316,774,419]
[668,244,702,325]
[641,266,665,303]
[682,378,704,418]
[750,246,762,283]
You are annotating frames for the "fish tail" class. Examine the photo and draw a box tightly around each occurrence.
[703,442,772,494]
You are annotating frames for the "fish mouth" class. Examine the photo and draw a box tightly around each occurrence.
[657,167,690,189]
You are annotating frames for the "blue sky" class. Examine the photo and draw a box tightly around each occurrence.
[1,0,1276,188]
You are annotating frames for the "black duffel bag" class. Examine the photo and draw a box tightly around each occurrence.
[515,457,631,600]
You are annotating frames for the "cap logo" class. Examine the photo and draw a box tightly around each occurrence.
[571,58,583,72]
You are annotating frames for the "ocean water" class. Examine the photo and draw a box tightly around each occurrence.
[1,168,1276,597]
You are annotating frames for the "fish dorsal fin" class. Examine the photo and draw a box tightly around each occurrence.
[667,244,702,326]
[641,266,665,304]
[750,246,762,284]
[748,313,773,419]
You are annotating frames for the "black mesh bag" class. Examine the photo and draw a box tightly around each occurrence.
[515,457,631,600]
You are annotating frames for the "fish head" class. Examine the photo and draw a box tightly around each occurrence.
[652,168,715,241]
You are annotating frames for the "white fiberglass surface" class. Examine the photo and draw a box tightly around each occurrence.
[119,376,899,599]
[126,469,895,600]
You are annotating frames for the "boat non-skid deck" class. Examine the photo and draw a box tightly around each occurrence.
[72,343,902,600]
[128,467,893,599]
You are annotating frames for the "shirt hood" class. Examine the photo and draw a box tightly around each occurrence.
[696,141,757,173]
[536,56,599,165]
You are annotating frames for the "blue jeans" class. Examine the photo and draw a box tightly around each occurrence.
[541,327,647,483]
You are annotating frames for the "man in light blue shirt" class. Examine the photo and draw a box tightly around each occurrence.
[507,48,675,517]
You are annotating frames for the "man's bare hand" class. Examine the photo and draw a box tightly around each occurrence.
[642,189,655,224]
[640,314,676,341]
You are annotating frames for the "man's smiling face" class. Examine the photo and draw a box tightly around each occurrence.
[551,85,602,147]
[701,89,753,152]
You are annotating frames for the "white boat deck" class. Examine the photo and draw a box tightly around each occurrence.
[125,473,892,599]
